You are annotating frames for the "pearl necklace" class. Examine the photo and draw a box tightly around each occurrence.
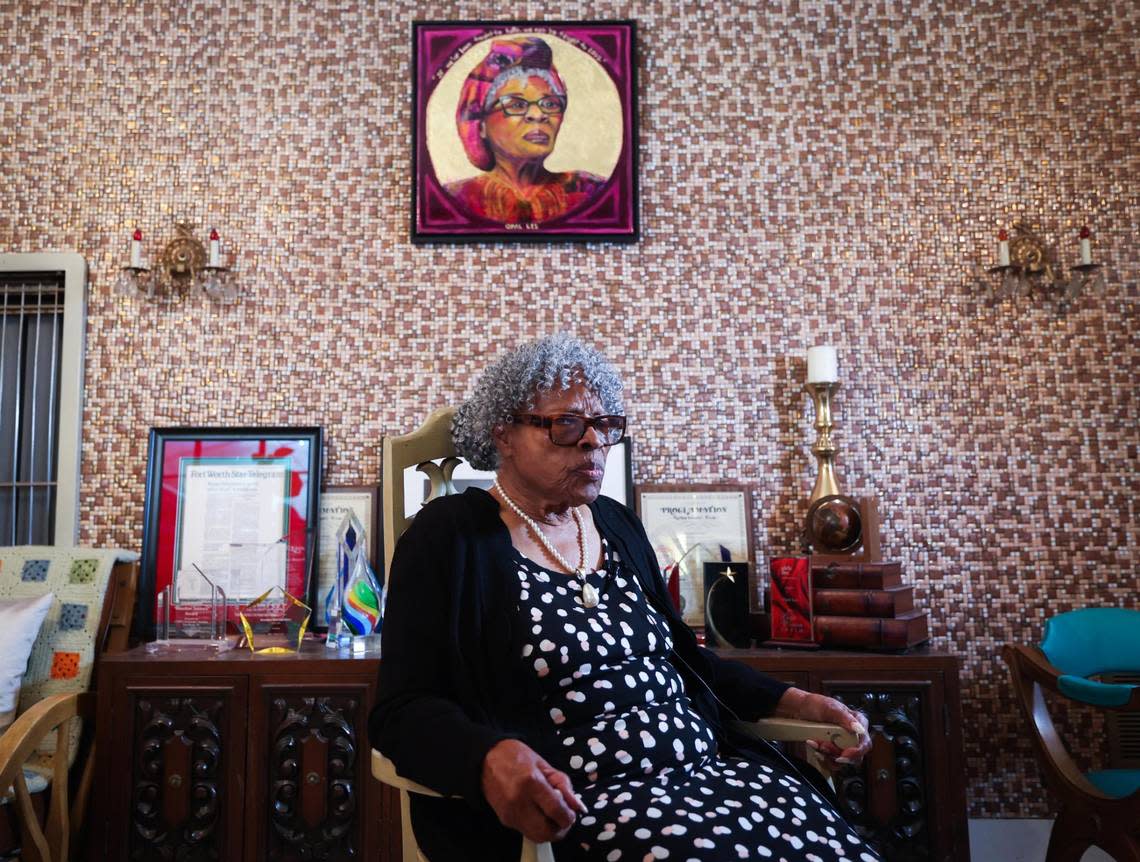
[493,478,600,608]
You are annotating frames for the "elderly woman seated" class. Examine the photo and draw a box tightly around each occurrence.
[370,335,879,862]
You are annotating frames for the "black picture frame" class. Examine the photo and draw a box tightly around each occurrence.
[139,426,322,641]
[411,20,639,243]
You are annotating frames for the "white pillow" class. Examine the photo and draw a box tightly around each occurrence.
[0,594,54,733]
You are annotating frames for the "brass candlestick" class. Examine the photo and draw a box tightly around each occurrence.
[806,382,842,503]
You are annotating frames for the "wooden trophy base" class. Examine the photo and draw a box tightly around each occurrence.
[806,495,882,563]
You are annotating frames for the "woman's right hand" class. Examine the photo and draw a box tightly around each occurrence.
[482,739,587,843]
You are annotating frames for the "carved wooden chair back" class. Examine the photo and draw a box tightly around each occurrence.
[1002,607,1140,862]
[380,406,462,583]
[376,407,550,861]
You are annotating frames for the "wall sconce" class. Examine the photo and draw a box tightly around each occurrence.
[974,221,1105,305]
[116,223,238,303]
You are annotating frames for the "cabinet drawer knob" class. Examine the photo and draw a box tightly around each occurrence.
[168,774,183,788]
[875,768,890,783]
[305,771,321,785]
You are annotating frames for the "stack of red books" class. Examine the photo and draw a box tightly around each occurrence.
[809,559,930,650]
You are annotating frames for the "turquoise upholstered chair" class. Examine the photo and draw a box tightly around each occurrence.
[1003,607,1140,862]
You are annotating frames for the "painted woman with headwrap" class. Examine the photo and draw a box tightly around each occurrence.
[447,37,607,225]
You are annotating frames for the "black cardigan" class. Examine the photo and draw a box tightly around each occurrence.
[368,489,791,860]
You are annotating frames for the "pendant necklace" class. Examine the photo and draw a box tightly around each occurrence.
[493,478,599,608]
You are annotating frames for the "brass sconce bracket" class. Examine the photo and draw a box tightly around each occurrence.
[1004,221,1055,281]
[159,222,209,284]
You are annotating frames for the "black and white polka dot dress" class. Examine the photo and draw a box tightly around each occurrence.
[513,540,880,862]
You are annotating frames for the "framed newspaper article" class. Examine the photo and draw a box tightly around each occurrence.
[139,427,322,640]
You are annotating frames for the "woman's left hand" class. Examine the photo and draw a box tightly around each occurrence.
[773,688,872,770]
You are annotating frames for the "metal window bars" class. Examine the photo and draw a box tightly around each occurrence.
[0,272,65,546]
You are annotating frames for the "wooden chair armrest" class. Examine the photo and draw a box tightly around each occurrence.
[732,717,861,750]
[1057,674,1140,710]
[0,692,93,862]
[1003,644,1140,710]
[371,749,557,862]
[1002,644,1062,692]
[1000,643,1126,800]
[0,693,91,791]
[370,749,447,798]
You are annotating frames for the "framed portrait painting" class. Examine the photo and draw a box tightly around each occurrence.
[412,20,638,243]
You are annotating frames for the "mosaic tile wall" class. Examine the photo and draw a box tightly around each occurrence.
[2,0,1137,819]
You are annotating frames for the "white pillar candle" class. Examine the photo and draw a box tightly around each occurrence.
[208,228,221,267]
[1079,227,1092,265]
[998,229,1010,267]
[130,228,143,268]
[806,346,838,384]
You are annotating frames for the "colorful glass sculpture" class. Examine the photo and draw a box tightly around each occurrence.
[325,512,363,632]
[342,552,383,636]
[326,512,384,649]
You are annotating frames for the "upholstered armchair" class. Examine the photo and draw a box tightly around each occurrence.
[0,546,137,862]
[1003,607,1140,862]
[370,407,856,862]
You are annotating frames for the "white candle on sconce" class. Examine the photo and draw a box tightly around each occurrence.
[130,228,143,268]
[208,227,221,267]
[806,346,838,384]
[998,228,1010,267]
[1079,226,1092,265]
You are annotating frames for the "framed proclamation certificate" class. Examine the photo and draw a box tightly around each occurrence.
[636,485,754,628]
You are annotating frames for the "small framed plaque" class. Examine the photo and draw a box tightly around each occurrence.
[635,485,754,628]
[314,485,379,628]
[703,561,751,648]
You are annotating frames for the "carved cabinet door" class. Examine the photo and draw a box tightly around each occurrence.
[248,681,378,862]
[105,677,250,862]
[814,671,953,862]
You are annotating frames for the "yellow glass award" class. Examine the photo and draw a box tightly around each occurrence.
[238,586,312,654]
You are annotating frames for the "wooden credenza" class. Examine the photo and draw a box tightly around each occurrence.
[91,642,399,862]
[92,643,966,862]
[721,647,970,862]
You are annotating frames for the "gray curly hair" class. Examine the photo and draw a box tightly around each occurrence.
[452,334,625,470]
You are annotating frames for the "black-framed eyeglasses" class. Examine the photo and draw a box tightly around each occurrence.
[492,95,566,117]
[511,413,626,447]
